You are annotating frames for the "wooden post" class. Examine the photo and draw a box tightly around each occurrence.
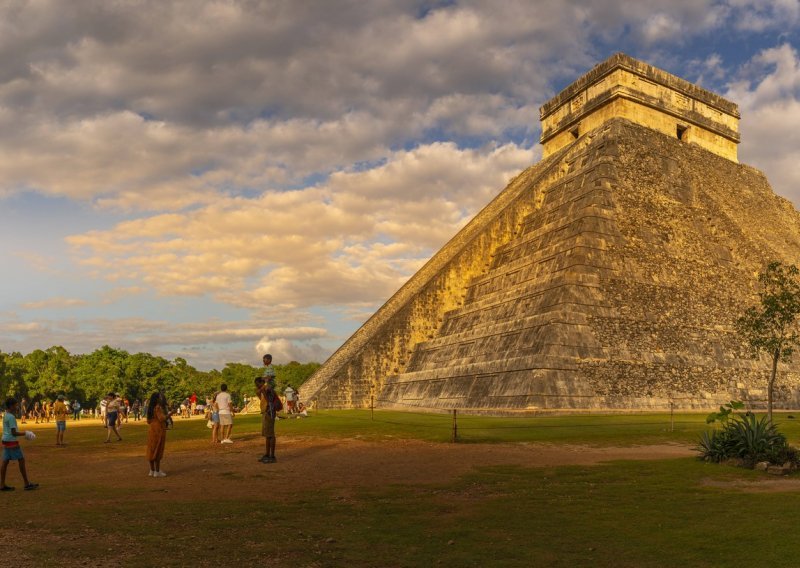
[451,408,458,443]
[371,395,374,421]
[670,398,675,433]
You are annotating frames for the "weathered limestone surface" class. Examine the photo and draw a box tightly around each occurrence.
[303,55,800,414]
[541,53,740,161]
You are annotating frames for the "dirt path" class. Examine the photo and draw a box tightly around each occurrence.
[31,434,694,501]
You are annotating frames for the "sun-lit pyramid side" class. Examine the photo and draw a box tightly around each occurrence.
[302,53,800,413]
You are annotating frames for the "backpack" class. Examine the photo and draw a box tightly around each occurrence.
[269,390,283,413]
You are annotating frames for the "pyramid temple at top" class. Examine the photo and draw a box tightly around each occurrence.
[303,53,800,413]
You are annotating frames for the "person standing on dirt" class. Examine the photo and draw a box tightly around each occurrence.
[53,395,68,447]
[216,384,234,443]
[256,376,280,463]
[146,392,168,477]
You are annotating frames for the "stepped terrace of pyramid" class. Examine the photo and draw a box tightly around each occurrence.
[302,53,800,413]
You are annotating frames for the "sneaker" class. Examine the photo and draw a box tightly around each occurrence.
[258,454,270,462]
[221,439,233,444]
[148,470,154,477]
[0,486,14,491]
[154,471,167,477]
[24,483,39,491]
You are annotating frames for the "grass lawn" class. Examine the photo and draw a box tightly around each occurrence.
[4,411,800,567]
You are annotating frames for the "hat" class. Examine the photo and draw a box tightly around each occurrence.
[57,394,65,401]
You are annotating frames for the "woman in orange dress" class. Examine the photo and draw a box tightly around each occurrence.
[146,392,168,477]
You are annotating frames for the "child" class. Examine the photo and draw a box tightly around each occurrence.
[1,398,39,491]
[53,394,68,446]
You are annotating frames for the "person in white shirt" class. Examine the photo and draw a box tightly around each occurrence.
[216,384,234,443]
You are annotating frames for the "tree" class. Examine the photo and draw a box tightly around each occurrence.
[736,262,800,423]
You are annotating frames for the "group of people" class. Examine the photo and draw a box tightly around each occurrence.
[1,353,290,489]
[17,397,82,424]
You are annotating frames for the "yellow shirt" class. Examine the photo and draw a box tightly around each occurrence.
[53,401,68,421]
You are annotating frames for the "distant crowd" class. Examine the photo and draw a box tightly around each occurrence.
[1,353,304,490]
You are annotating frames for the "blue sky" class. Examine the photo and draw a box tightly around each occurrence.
[1,1,800,369]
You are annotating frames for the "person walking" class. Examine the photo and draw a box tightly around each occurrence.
[53,395,68,447]
[105,393,123,443]
[146,392,168,477]
[72,399,81,421]
[1,397,38,491]
[216,384,234,443]
[19,398,28,424]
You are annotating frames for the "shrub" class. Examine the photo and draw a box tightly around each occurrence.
[696,413,794,467]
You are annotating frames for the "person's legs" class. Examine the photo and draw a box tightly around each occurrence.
[269,436,276,459]
[1,459,8,487]
[113,423,122,441]
[18,457,30,485]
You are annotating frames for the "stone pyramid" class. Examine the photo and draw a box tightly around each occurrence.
[303,53,800,413]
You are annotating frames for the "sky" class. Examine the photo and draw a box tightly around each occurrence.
[1,0,800,370]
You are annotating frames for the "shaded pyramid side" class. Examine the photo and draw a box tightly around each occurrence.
[379,118,800,412]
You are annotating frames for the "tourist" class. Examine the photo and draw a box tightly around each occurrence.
[209,393,220,444]
[284,384,296,415]
[1,397,38,491]
[100,396,108,425]
[72,399,81,420]
[146,392,168,477]
[105,393,123,443]
[19,398,28,424]
[132,399,141,421]
[53,395,68,447]
[262,354,276,384]
[216,384,234,443]
[256,376,281,463]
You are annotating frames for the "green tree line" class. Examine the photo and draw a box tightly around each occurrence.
[0,345,320,408]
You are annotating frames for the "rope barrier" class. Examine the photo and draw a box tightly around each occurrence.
[341,398,709,442]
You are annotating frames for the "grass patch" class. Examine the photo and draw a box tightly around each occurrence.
[6,411,800,566]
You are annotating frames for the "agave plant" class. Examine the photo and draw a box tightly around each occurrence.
[697,413,791,466]
[729,414,787,465]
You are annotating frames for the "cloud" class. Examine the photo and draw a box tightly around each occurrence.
[66,141,533,311]
[726,0,800,32]
[20,297,88,310]
[255,337,329,365]
[727,44,800,202]
[0,0,591,211]
[0,314,329,369]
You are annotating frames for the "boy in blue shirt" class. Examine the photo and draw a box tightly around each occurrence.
[2,398,38,491]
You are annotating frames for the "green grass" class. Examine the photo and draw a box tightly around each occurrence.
[7,411,800,567]
[273,409,800,446]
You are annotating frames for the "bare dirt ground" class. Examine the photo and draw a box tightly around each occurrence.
[25,426,695,501]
